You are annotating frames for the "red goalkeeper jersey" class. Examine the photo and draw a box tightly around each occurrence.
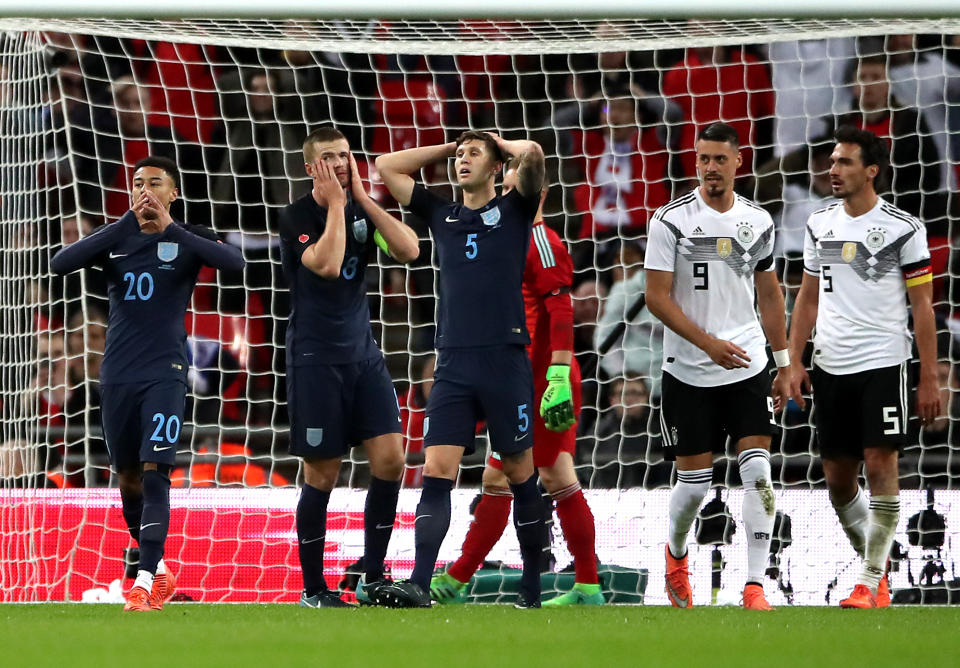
[523,221,579,381]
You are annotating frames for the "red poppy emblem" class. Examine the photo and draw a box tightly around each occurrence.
[298,234,309,243]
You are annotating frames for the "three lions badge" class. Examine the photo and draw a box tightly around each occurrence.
[157,242,179,262]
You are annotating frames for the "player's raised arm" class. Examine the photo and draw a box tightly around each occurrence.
[50,213,140,275]
[491,134,544,200]
[137,190,243,273]
[299,160,347,279]
[375,142,457,207]
[348,153,419,264]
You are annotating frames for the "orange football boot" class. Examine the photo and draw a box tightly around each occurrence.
[840,584,877,609]
[124,586,152,612]
[150,569,177,610]
[665,545,693,608]
[742,583,774,611]
[875,574,891,608]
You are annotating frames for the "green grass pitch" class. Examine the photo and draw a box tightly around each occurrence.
[1,604,958,668]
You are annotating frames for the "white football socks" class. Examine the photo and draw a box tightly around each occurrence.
[738,448,775,584]
[133,569,154,593]
[860,495,899,592]
[668,468,712,558]
[831,486,869,557]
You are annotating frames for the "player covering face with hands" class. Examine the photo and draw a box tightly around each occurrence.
[279,127,419,608]
[51,156,244,612]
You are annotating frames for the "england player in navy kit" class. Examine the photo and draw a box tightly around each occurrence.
[376,131,546,608]
[51,156,244,612]
[279,127,420,608]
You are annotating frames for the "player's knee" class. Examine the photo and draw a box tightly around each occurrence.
[303,458,340,491]
[481,465,509,490]
[371,452,404,482]
[500,451,534,484]
[117,469,142,498]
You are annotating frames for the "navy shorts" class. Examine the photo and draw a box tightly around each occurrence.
[287,355,401,459]
[100,379,187,471]
[424,346,534,456]
[660,369,776,461]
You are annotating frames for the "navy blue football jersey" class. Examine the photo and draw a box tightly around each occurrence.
[407,185,538,349]
[279,193,380,365]
[51,211,244,385]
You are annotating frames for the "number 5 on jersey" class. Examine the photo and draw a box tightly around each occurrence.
[465,233,478,260]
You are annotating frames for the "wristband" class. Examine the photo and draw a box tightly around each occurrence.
[772,349,790,368]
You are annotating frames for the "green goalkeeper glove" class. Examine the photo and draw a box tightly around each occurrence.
[540,364,576,432]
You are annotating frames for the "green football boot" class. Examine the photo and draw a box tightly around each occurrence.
[542,582,605,607]
[429,571,468,604]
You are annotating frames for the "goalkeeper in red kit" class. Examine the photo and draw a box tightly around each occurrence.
[430,164,603,606]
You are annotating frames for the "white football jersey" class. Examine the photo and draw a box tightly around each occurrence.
[803,199,931,375]
[644,189,776,387]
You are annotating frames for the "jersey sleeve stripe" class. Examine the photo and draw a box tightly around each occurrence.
[532,226,555,268]
[880,203,923,231]
[803,265,819,276]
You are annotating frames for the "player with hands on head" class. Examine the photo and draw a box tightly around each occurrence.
[51,155,244,612]
[644,122,798,612]
[787,126,940,609]
[429,165,603,607]
[376,130,547,608]
[279,127,419,609]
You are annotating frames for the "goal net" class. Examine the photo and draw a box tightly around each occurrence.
[2,16,960,605]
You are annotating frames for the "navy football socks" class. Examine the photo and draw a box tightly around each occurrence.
[510,474,544,599]
[364,476,401,582]
[137,469,170,575]
[120,489,143,543]
[297,484,331,596]
[410,476,454,590]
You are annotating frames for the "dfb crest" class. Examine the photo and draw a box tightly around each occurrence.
[157,242,179,262]
[716,238,732,259]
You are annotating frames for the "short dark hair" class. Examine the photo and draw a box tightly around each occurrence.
[834,125,889,173]
[697,122,740,148]
[133,156,179,189]
[456,130,504,163]
[848,53,887,84]
[303,126,347,161]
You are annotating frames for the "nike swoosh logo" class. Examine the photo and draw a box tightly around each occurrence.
[153,444,173,452]
[666,581,689,608]
[140,522,161,531]
[445,216,458,222]
[375,523,394,530]
[415,515,432,522]
[516,519,538,527]
[300,536,325,544]
[515,434,527,441]
[109,252,127,258]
